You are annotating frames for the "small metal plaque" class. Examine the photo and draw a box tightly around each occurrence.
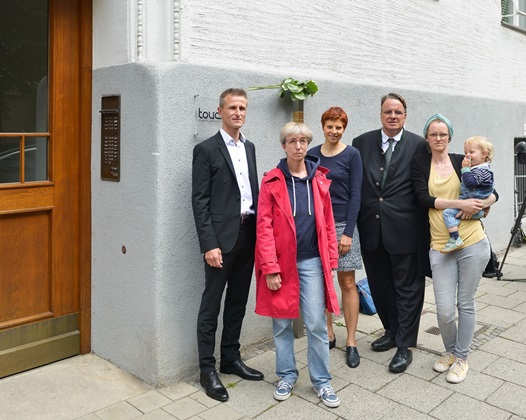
[100,96,120,181]
[194,94,222,141]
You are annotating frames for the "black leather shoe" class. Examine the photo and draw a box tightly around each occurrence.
[389,347,413,373]
[482,271,497,278]
[200,371,228,402]
[346,346,360,368]
[329,337,336,350]
[371,335,396,352]
[219,359,264,381]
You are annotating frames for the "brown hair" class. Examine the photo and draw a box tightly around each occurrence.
[381,92,407,113]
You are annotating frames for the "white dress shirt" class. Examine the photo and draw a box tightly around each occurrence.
[381,129,404,153]
[220,128,254,215]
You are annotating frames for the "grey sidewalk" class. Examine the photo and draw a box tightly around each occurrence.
[1,246,525,420]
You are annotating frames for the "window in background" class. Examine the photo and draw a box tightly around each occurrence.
[502,0,526,31]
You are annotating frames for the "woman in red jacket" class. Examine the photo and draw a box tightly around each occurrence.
[255,122,340,408]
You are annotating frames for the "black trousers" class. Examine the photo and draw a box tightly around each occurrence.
[361,241,425,348]
[197,221,256,373]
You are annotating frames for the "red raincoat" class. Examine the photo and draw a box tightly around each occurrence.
[255,166,340,318]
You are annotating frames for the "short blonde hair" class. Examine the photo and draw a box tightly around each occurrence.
[279,122,314,145]
[464,136,494,163]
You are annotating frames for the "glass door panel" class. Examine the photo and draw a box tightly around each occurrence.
[0,137,20,183]
[0,135,49,183]
[0,0,49,184]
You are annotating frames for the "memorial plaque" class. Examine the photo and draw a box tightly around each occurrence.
[100,96,120,181]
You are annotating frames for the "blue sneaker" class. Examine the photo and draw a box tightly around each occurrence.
[274,380,294,401]
[316,385,340,408]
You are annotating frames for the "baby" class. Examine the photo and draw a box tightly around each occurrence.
[441,136,495,253]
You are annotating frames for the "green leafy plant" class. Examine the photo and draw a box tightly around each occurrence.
[248,77,319,101]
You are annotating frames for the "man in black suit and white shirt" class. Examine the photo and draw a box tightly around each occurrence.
[192,88,263,402]
[353,93,427,373]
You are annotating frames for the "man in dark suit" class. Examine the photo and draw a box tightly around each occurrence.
[192,88,263,402]
[353,93,428,373]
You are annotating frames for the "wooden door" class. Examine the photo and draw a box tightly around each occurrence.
[0,0,92,377]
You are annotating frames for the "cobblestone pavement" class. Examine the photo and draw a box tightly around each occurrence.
[1,246,525,420]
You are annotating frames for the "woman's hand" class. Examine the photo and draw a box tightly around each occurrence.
[457,210,473,220]
[456,198,484,219]
[338,234,352,256]
[266,273,282,290]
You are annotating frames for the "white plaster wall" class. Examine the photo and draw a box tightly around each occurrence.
[92,0,133,67]
[180,0,526,102]
[93,0,526,104]
[93,0,178,67]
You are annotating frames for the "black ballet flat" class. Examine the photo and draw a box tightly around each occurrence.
[329,337,336,349]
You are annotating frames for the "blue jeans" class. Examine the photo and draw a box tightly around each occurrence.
[442,187,490,229]
[429,237,490,359]
[272,257,332,391]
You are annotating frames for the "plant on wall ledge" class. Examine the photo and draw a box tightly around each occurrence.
[248,77,319,122]
[248,77,319,101]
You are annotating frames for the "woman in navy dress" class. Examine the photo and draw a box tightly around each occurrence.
[310,106,364,368]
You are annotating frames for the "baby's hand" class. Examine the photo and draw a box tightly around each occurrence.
[462,155,471,168]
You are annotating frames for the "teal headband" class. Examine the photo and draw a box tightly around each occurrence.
[423,113,454,140]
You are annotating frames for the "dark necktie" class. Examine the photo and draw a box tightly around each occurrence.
[380,138,394,188]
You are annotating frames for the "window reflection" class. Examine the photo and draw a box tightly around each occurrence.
[0,138,21,183]
[0,0,48,183]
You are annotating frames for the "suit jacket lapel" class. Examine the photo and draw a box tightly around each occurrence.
[215,132,236,177]
[375,130,383,154]
[245,142,259,206]
[388,129,406,164]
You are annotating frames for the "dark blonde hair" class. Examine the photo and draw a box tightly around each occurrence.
[219,88,247,108]
[465,136,494,162]
[279,122,314,145]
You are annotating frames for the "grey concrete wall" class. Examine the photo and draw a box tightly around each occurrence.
[92,61,526,385]
[92,64,163,383]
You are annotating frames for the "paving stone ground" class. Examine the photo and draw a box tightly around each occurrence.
[0,246,525,420]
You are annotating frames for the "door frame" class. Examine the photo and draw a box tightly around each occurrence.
[77,0,92,355]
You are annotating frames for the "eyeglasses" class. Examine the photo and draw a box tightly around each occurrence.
[382,110,405,117]
[428,133,449,140]
[286,138,309,146]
